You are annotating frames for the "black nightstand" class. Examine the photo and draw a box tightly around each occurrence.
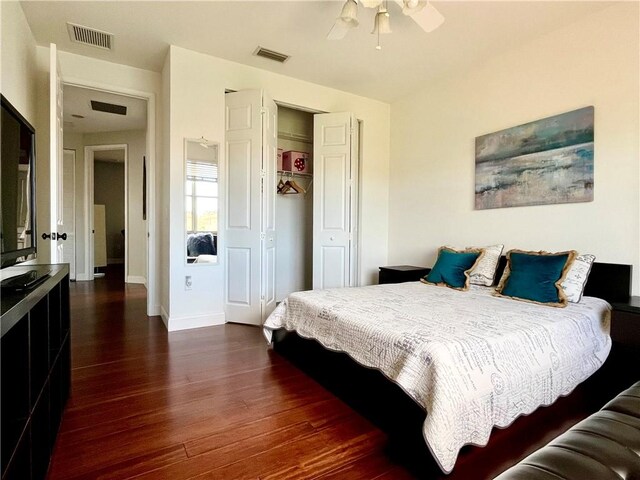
[608,296,640,388]
[379,265,430,285]
[611,296,640,347]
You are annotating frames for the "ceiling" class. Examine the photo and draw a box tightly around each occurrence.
[22,1,614,103]
[63,85,147,133]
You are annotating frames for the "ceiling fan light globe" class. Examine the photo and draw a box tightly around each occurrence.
[340,0,359,25]
[371,10,392,34]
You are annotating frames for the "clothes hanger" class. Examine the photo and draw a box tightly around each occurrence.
[289,179,306,194]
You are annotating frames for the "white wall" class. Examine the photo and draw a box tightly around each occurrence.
[165,45,390,330]
[160,52,171,324]
[0,1,37,124]
[389,3,640,295]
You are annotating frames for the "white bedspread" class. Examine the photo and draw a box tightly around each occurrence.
[262,282,611,473]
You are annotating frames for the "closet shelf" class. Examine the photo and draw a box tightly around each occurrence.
[277,131,313,144]
[278,170,313,178]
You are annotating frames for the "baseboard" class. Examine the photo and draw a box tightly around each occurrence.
[160,305,170,329]
[107,258,124,265]
[75,272,93,281]
[148,304,161,317]
[167,312,225,332]
[126,275,146,284]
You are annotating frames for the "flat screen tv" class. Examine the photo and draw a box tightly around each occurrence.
[1,94,37,267]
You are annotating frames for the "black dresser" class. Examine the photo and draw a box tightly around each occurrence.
[1,264,71,480]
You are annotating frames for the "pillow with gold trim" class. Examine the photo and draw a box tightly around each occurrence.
[421,247,484,291]
[494,249,577,307]
[467,244,504,286]
[561,253,596,303]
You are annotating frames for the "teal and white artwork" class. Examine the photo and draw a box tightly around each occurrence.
[475,106,594,210]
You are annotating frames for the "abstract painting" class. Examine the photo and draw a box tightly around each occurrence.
[475,106,594,210]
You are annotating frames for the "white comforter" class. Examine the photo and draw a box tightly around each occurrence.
[262,282,611,473]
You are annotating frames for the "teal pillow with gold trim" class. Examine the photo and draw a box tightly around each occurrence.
[421,247,483,290]
[495,250,577,307]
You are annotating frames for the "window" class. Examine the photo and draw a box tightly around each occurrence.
[185,160,218,233]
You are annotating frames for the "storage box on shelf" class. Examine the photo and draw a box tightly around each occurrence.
[282,150,312,174]
[1,264,71,480]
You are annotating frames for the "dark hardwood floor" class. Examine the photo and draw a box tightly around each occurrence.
[48,267,609,479]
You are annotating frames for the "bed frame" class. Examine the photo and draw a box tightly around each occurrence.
[272,261,633,479]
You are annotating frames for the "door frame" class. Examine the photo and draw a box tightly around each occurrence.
[62,148,77,280]
[84,144,128,280]
[273,101,363,286]
[62,78,158,316]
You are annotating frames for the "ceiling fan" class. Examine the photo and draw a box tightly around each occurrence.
[327,0,445,46]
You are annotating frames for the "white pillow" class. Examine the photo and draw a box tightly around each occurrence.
[561,253,595,303]
[468,244,504,286]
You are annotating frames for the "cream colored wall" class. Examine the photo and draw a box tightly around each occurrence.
[0,1,37,124]
[166,45,390,330]
[389,3,640,294]
[160,52,171,323]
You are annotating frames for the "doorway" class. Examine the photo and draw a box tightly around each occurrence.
[88,145,127,280]
[62,85,149,291]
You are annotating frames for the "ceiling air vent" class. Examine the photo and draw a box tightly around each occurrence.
[67,22,113,50]
[253,47,290,64]
[91,100,127,116]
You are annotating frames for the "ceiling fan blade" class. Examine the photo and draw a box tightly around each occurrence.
[327,18,352,40]
[406,2,445,33]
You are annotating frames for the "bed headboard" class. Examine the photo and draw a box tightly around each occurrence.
[494,257,632,303]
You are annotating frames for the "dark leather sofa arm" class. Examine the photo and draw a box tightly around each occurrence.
[494,381,640,480]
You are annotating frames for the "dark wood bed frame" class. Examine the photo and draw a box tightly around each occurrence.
[272,261,633,479]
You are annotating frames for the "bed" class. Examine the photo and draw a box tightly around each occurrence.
[262,260,631,474]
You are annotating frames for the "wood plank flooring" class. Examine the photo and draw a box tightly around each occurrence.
[47,268,606,479]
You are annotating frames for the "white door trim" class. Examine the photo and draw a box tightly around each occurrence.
[62,148,77,280]
[63,77,158,316]
[84,144,128,281]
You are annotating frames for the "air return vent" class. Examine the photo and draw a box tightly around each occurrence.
[253,47,290,63]
[91,100,127,116]
[67,22,113,50]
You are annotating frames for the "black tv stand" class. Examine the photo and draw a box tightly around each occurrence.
[0,269,51,291]
[1,264,70,480]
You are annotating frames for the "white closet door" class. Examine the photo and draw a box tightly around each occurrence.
[224,90,264,325]
[261,93,278,322]
[313,112,358,289]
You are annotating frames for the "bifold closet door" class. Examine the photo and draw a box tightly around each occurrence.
[224,90,277,325]
[312,112,358,290]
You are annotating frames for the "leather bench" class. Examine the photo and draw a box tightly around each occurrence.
[495,381,640,480]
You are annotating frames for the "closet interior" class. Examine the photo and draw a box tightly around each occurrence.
[276,106,314,301]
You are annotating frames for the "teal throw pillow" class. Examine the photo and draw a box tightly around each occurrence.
[423,248,482,290]
[498,250,576,306]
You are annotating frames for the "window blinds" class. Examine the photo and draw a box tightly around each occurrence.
[186,161,217,182]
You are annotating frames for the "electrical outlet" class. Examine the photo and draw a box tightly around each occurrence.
[185,276,192,290]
